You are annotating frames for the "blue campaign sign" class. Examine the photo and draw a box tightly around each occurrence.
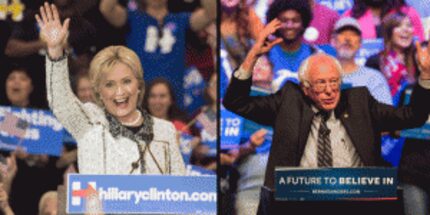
[316,0,353,14]
[355,39,384,66]
[220,104,243,149]
[275,167,397,201]
[183,66,206,113]
[67,174,217,214]
[400,88,430,140]
[0,106,64,156]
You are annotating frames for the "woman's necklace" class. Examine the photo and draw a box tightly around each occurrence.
[121,110,142,127]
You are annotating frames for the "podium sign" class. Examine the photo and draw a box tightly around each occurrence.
[275,167,397,201]
[67,174,216,214]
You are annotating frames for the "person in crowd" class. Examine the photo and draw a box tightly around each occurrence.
[398,40,430,215]
[0,184,14,215]
[5,0,98,108]
[304,0,339,45]
[342,0,424,40]
[38,191,57,215]
[192,73,217,171]
[332,17,392,105]
[223,17,430,214]
[99,0,216,107]
[4,67,34,108]
[230,56,274,215]
[264,0,334,92]
[74,72,95,103]
[3,67,64,215]
[36,3,185,175]
[221,0,264,70]
[144,78,193,134]
[366,12,417,106]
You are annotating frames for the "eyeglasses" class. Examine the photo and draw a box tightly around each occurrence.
[307,79,341,93]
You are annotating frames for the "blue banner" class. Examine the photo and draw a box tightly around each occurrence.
[275,167,398,201]
[183,66,206,114]
[400,88,430,140]
[355,39,384,66]
[0,106,64,156]
[67,174,217,214]
[220,105,243,149]
[316,0,353,14]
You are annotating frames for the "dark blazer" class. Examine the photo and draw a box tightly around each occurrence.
[223,75,430,190]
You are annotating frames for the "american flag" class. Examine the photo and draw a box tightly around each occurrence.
[0,112,29,138]
[196,111,216,137]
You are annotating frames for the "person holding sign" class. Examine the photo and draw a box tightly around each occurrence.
[223,17,430,214]
[36,3,185,175]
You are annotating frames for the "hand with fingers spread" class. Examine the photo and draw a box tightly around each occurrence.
[416,41,430,79]
[35,2,70,59]
[252,19,284,56]
[241,18,283,73]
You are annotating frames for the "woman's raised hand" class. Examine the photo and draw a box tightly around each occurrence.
[35,2,70,59]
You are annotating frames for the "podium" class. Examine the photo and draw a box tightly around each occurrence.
[62,174,216,214]
[257,167,403,215]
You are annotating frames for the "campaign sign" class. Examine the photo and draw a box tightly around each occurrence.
[220,105,243,149]
[67,174,217,214]
[316,0,353,14]
[355,39,384,66]
[183,67,206,114]
[275,167,397,201]
[0,106,64,156]
[401,88,430,140]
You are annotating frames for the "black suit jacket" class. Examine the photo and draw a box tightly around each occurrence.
[223,75,430,190]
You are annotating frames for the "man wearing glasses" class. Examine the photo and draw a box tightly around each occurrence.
[223,14,430,215]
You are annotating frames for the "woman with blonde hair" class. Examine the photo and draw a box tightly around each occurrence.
[36,3,185,175]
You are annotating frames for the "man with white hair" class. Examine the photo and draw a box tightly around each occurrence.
[223,17,430,214]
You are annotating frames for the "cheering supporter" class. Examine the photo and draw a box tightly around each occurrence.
[99,0,216,107]
[264,0,335,92]
[221,0,264,70]
[342,0,424,40]
[397,40,430,215]
[144,78,195,135]
[192,73,217,171]
[3,67,64,215]
[366,12,417,106]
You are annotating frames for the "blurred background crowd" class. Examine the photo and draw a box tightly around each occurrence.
[0,0,216,214]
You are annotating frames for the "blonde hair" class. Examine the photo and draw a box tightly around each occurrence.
[89,46,145,108]
[38,191,57,215]
[298,53,343,88]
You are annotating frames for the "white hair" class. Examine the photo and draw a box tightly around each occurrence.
[298,53,344,88]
